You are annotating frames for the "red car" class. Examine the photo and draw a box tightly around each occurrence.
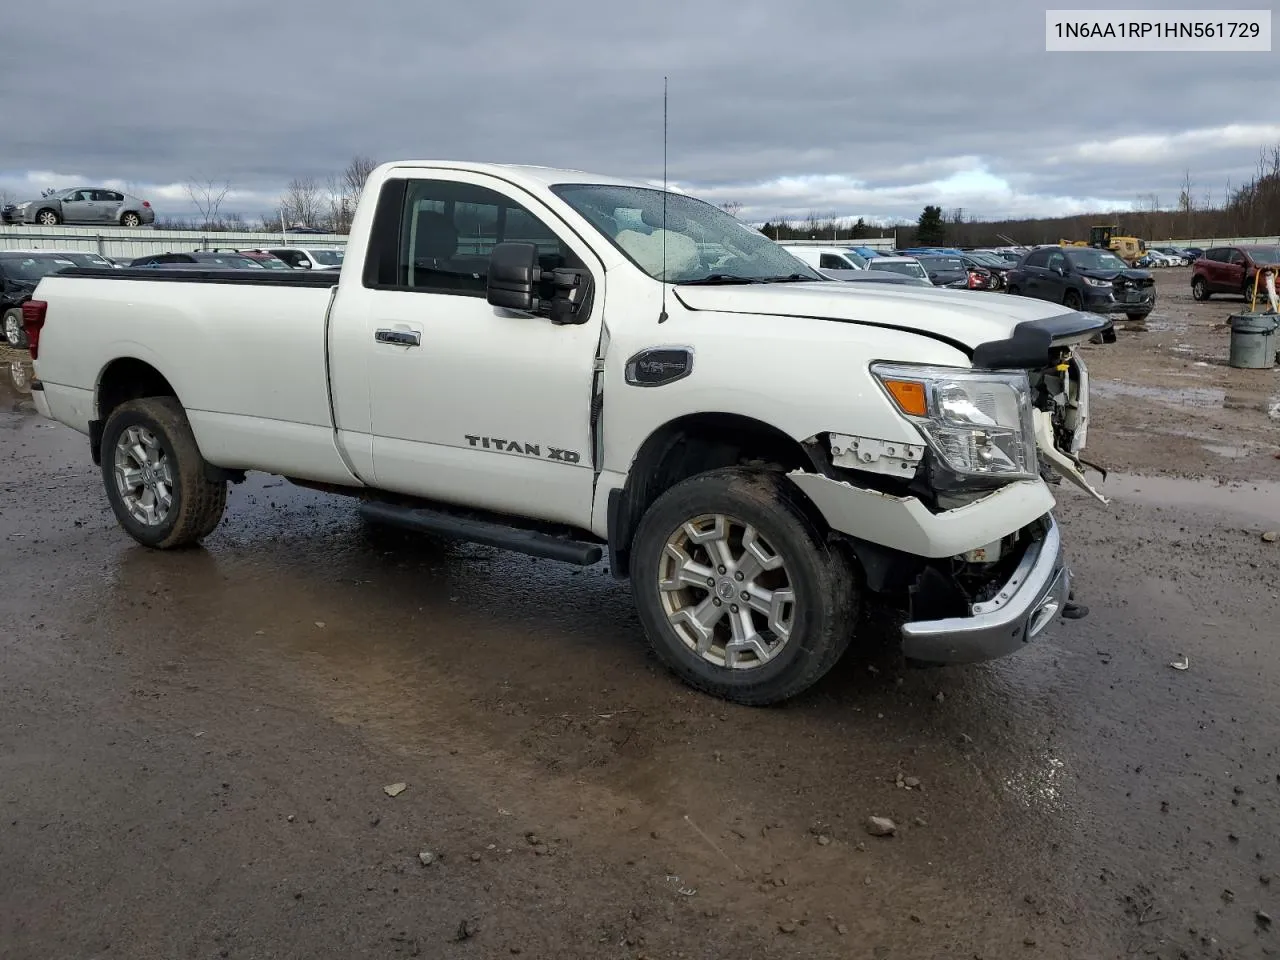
[1191,244,1280,301]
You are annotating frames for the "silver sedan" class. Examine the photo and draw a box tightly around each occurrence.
[1,188,155,227]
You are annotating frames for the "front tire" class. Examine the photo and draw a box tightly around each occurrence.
[1191,277,1210,301]
[100,397,227,549]
[1063,289,1083,310]
[630,468,859,705]
[3,308,27,348]
[35,208,60,226]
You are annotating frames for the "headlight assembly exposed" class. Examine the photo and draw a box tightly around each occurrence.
[871,363,1037,480]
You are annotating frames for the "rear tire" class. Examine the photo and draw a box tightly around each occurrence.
[1191,277,1210,301]
[100,397,227,549]
[3,308,27,348]
[629,467,859,705]
[121,212,142,227]
[1006,285,1020,296]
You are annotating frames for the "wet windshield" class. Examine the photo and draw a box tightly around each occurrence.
[1243,246,1280,265]
[1068,249,1128,271]
[551,183,824,283]
[0,255,77,280]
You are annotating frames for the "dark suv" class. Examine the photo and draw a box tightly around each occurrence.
[1006,246,1155,322]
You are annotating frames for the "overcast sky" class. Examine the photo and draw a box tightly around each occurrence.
[1,0,1275,225]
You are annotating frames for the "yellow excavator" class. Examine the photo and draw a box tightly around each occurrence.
[1059,225,1146,265]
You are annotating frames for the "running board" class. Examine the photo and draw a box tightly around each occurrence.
[358,501,604,566]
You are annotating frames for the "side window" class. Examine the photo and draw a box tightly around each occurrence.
[1228,249,1247,265]
[819,253,847,269]
[1203,248,1224,262]
[1046,251,1066,272]
[94,190,123,202]
[377,178,580,296]
[1024,248,1050,267]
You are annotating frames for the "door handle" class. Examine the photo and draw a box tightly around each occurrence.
[375,328,421,347]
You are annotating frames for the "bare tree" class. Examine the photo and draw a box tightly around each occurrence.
[719,201,743,219]
[279,176,323,229]
[186,178,231,229]
[343,155,378,200]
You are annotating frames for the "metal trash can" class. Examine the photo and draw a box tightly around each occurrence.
[1227,312,1278,369]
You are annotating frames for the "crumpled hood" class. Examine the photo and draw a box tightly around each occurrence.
[673,281,1080,350]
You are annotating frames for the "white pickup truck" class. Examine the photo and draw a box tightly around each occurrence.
[23,161,1107,704]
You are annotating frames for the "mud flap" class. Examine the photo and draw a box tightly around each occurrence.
[1033,409,1108,503]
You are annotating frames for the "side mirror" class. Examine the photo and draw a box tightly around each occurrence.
[487,241,540,312]
[296,260,311,269]
[1052,264,1066,276]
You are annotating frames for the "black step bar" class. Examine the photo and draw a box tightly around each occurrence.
[358,501,604,566]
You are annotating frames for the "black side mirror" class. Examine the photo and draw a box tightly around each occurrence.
[487,241,540,312]
[1052,264,1066,276]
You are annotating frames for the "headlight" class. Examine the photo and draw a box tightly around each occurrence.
[1081,275,1111,287]
[871,363,1037,480]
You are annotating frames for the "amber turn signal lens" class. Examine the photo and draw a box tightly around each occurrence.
[881,379,928,417]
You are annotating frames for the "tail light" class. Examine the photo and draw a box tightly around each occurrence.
[142,201,151,208]
[22,299,47,360]
[967,270,983,289]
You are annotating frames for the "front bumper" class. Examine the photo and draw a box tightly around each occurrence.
[1083,287,1154,315]
[900,517,1070,664]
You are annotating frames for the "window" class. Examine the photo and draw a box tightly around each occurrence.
[93,190,123,202]
[1228,249,1247,266]
[1023,248,1050,267]
[1046,252,1066,272]
[1203,248,1226,262]
[820,253,851,269]
[367,178,579,296]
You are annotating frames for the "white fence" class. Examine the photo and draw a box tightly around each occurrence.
[1151,236,1280,248]
[0,225,347,260]
[768,237,897,250]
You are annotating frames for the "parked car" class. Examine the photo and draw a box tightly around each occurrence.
[865,256,932,283]
[1,251,81,346]
[1144,249,1183,267]
[2,188,155,227]
[780,245,865,271]
[1006,245,1154,322]
[2,249,117,270]
[957,251,1012,290]
[207,248,295,270]
[849,246,887,259]
[1183,247,1204,261]
[129,252,271,270]
[915,254,993,290]
[1190,244,1280,301]
[818,268,932,286]
[22,159,1104,705]
[261,246,345,270]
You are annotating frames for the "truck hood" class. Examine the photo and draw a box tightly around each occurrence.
[673,281,1086,352]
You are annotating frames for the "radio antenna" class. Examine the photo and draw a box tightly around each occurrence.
[658,75,669,324]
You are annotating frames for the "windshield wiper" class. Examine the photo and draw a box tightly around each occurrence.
[759,273,822,283]
[677,274,763,285]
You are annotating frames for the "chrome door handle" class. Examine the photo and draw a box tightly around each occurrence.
[375,328,421,347]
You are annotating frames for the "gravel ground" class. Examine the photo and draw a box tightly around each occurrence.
[2,270,1279,959]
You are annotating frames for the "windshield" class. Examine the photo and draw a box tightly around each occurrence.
[309,249,344,265]
[917,256,965,271]
[0,255,78,280]
[841,249,868,268]
[551,183,824,283]
[1243,246,1280,265]
[868,259,928,280]
[1068,249,1128,271]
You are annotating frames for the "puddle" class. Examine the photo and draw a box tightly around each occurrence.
[1091,380,1225,408]
[1081,472,1280,525]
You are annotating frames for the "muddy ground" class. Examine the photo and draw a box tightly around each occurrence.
[2,270,1279,960]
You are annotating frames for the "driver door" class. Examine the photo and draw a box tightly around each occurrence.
[335,173,607,530]
[59,190,96,224]
[1044,250,1068,301]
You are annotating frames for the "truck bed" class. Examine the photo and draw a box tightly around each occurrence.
[56,267,341,287]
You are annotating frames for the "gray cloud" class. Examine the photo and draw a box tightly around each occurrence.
[0,0,1273,222]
